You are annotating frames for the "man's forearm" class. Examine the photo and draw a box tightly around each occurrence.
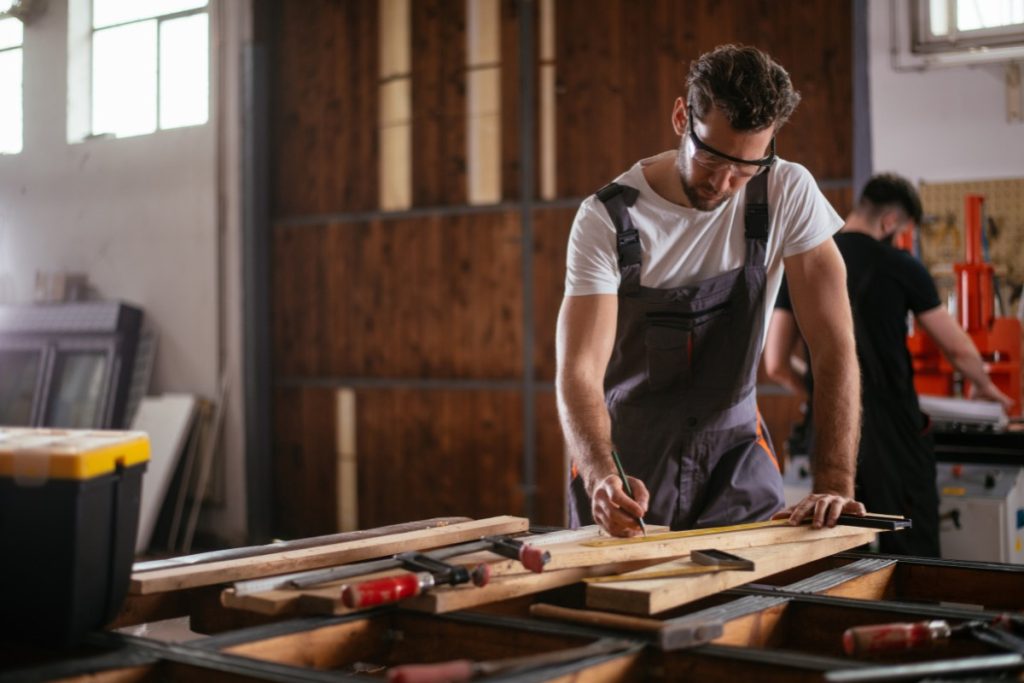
[556,374,616,496]
[810,348,860,497]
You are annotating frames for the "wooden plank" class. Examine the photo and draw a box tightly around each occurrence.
[553,0,853,198]
[221,528,605,617]
[532,207,577,383]
[451,522,883,575]
[499,0,522,201]
[411,0,467,206]
[356,388,526,527]
[273,0,379,216]
[220,588,304,617]
[586,531,876,615]
[271,386,337,537]
[130,516,529,595]
[222,618,390,669]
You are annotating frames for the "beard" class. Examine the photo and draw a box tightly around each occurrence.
[674,143,733,212]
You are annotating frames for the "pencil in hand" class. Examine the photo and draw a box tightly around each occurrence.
[611,450,647,536]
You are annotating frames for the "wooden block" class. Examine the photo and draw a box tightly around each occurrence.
[586,530,877,616]
[131,516,529,595]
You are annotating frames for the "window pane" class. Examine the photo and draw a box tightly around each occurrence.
[0,16,22,50]
[159,13,208,129]
[92,0,207,29]
[46,352,108,429]
[0,48,21,154]
[929,0,950,35]
[0,350,41,425]
[92,21,157,137]
[958,0,1024,31]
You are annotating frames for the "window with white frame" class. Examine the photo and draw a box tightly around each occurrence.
[0,10,23,154]
[86,0,209,139]
[914,0,1024,53]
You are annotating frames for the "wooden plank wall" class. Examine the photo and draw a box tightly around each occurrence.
[269,0,854,537]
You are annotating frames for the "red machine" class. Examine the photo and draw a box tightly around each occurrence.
[906,195,1021,417]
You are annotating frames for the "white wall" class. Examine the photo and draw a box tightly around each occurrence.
[0,0,248,544]
[869,0,1024,183]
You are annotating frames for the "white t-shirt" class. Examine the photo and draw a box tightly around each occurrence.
[565,151,843,346]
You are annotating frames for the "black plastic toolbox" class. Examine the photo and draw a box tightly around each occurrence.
[0,428,149,645]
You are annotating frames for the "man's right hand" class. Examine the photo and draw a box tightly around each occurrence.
[590,474,650,537]
[970,381,1014,411]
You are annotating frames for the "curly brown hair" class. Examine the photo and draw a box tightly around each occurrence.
[686,44,801,132]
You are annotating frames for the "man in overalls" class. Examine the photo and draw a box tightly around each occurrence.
[557,44,865,536]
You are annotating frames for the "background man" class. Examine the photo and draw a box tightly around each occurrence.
[765,173,1013,556]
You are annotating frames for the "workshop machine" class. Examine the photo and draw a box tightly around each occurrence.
[904,194,1021,416]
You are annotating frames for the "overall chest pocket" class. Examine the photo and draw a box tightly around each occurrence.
[644,304,731,392]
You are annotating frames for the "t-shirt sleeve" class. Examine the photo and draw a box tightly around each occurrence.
[564,197,620,296]
[775,163,844,258]
[898,253,942,314]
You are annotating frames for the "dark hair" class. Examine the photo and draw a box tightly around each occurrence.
[859,173,923,225]
[686,44,801,132]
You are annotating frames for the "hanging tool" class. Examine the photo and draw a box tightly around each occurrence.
[386,637,637,683]
[342,552,491,609]
[583,548,754,583]
[843,614,1024,657]
[582,513,910,547]
[232,534,550,596]
[611,450,646,536]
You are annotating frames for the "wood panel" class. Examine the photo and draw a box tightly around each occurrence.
[271,225,329,378]
[533,207,577,381]
[272,212,523,378]
[554,0,853,198]
[268,1,856,536]
[273,0,379,216]
[272,386,338,538]
[499,0,523,200]
[411,0,468,206]
[822,185,855,219]
[356,389,526,527]
[535,390,567,527]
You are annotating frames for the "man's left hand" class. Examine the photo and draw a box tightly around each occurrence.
[772,493,866,529]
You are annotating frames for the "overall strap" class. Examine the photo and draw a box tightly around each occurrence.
[743,169,771,266]
[596,182,642,295]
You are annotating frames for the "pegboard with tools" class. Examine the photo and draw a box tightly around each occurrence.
[918,178,1024,311]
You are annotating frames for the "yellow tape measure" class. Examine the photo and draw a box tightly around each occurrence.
[582,512,905,547]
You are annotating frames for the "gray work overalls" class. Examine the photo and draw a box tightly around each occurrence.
[569,171,785,530]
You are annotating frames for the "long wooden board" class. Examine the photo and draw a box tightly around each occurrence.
[586,530,877,615]
[449,521,889,577]
[131,516,529,594]
[219,527,616,616]
[218,523,886,617]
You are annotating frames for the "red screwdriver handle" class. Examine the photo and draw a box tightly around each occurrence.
[843,620,951,656]
[342,572,432,609]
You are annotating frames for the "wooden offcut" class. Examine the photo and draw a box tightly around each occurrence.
[131,516,529,595]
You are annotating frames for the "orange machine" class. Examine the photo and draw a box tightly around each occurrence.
[906,195,1021,416]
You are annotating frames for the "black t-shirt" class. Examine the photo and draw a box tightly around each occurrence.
[776,232,941,398]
